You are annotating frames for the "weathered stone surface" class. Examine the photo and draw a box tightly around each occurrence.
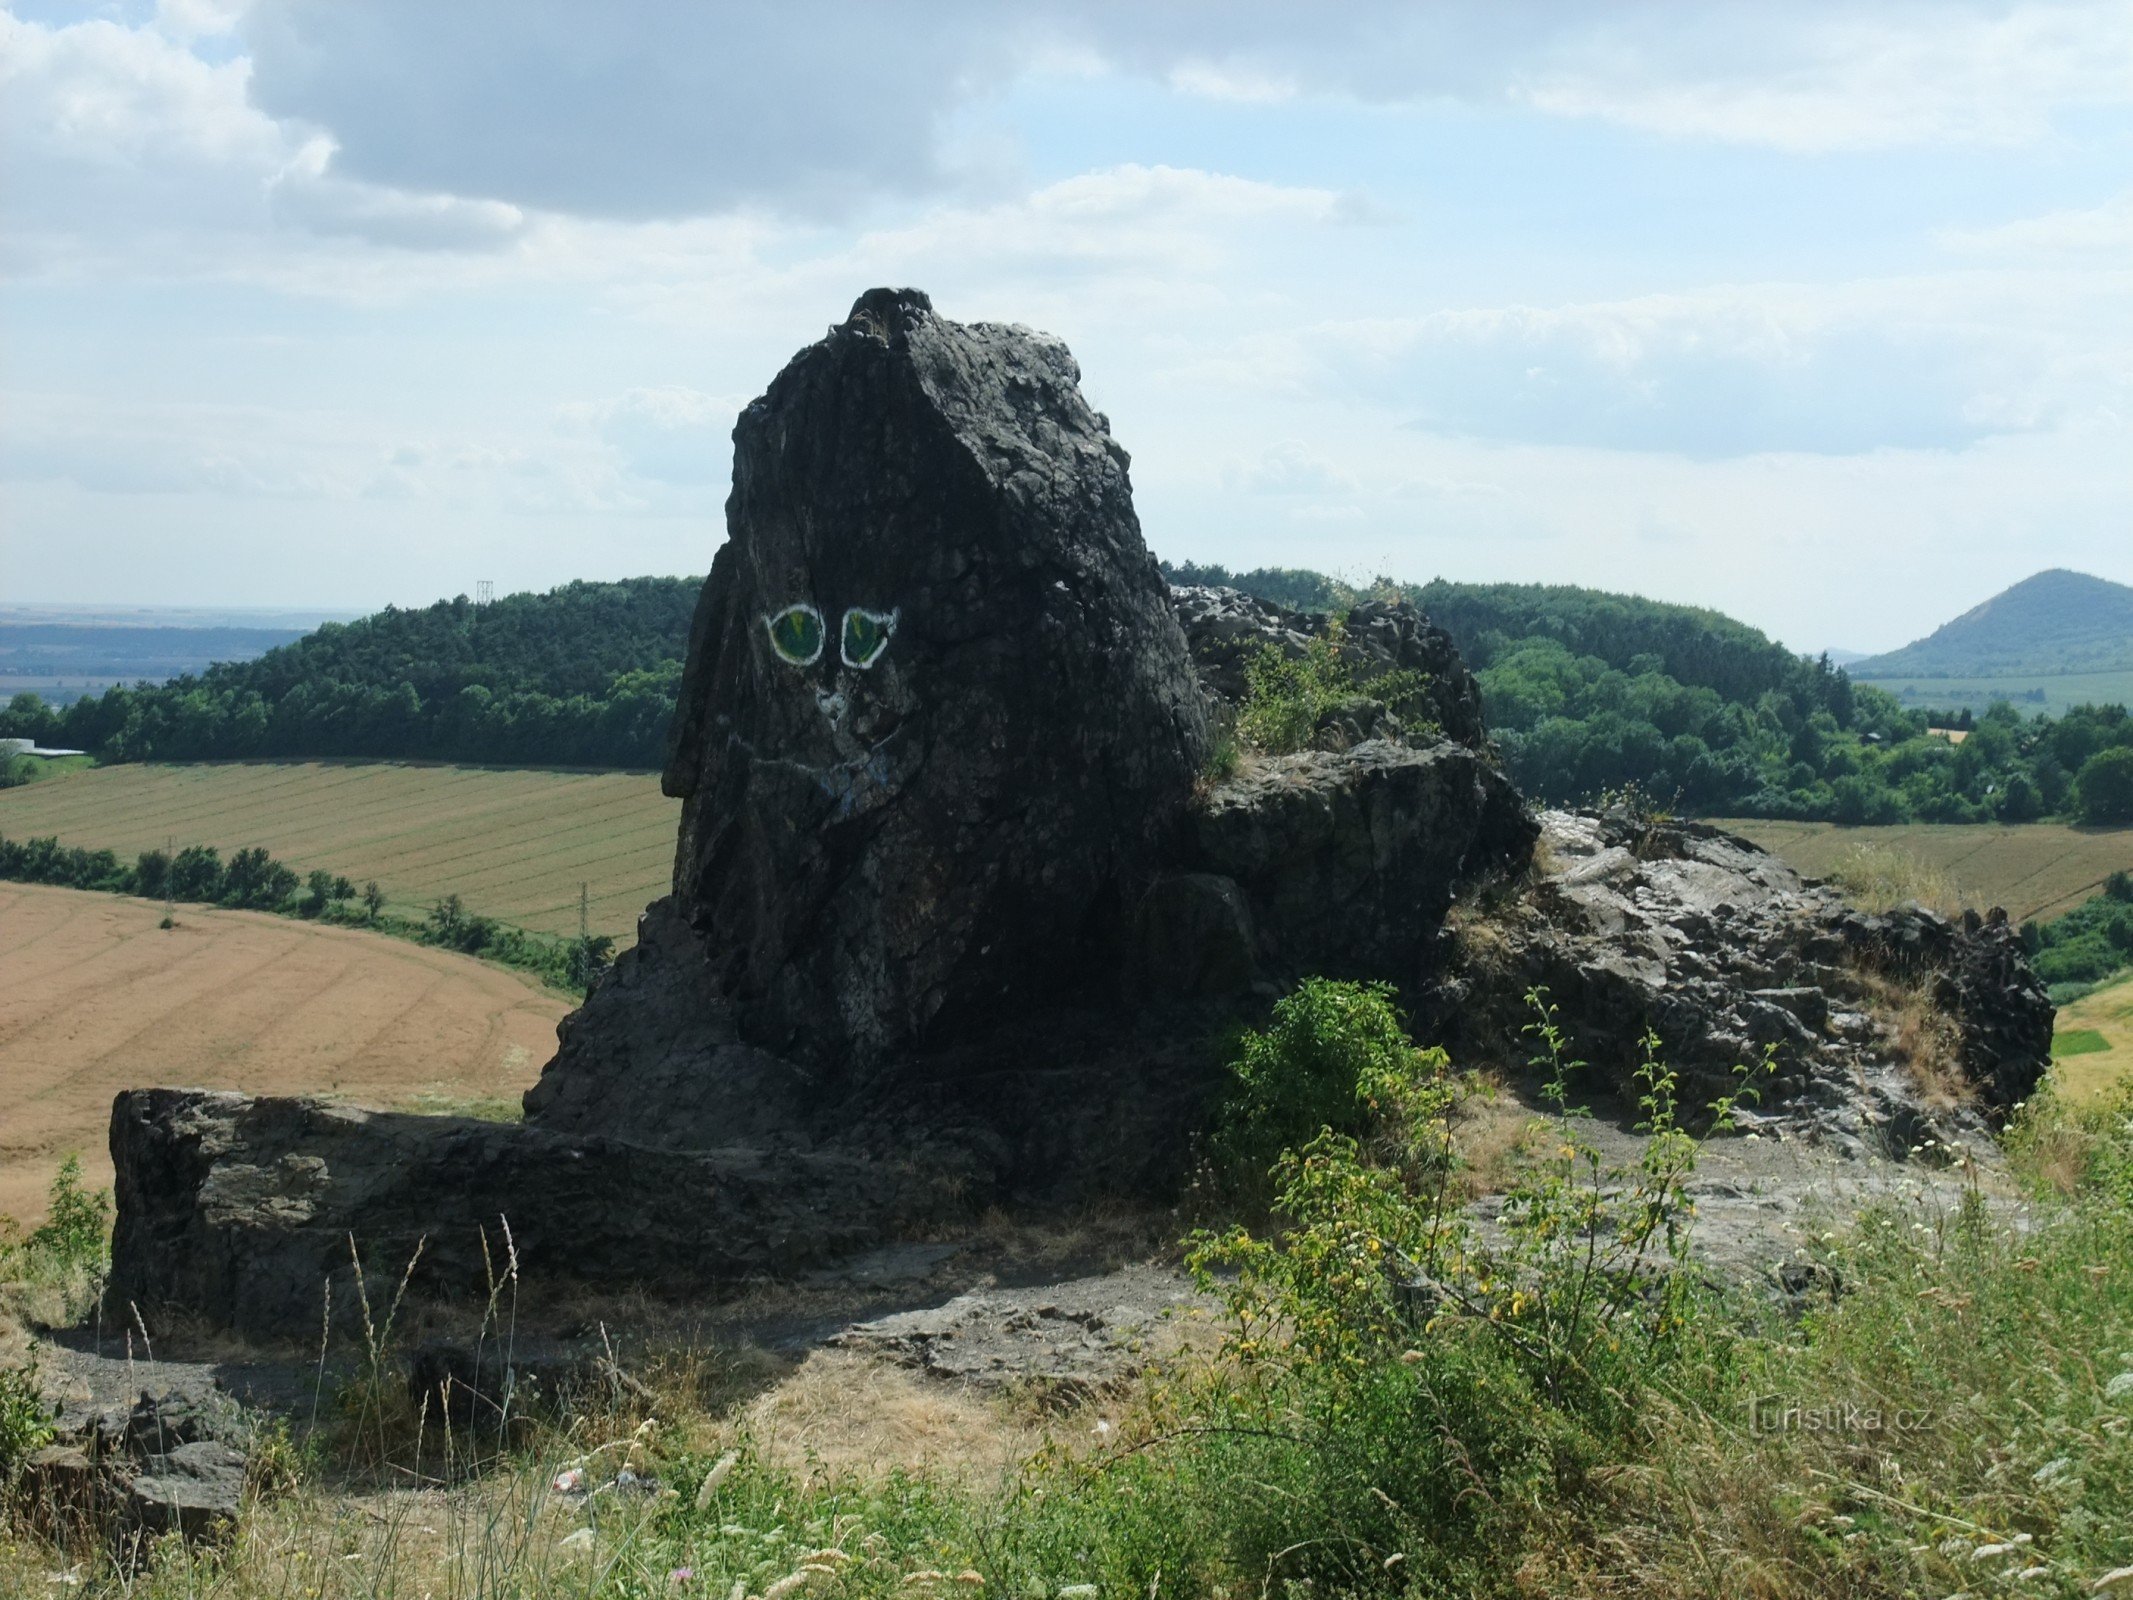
[830,1263,1212,1392]
[1170,586,1489,750]
[1185,741,1534,989]
[1434,809,2054,1136]
[108,1089,979,1341]
[658,286,1206,1071]
[125,1440,245,1542]
[16,1445,118,1542]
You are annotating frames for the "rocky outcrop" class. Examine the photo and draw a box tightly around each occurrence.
[1180,741,1531,991]
[109,1089,978,1341]
[1171,585,1489,750]
[101,289,2051,1346]
[659,286,1205,1072]
[1433,809,2053,1140]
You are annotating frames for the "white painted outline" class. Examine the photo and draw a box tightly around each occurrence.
[763,602,826,666]
[840,606,899,670]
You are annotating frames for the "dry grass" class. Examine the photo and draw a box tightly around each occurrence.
[1448,1074,1547,1199]
[1819,841,1968,918]
[1853,970,1973,1111]
[1719,817,2133,923]
[733,1349,1051,1485]
[2052,972,2133,1102]
[0,759,677,942]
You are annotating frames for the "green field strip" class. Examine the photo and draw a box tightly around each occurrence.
[0,761,677,945]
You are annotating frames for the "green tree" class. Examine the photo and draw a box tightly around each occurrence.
[361,880,387,919]
[2076,747,2133,825]
[133,848,172,900]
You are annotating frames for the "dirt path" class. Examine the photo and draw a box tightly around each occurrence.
[0,883,568,1224]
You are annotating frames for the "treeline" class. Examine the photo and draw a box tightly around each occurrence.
[0,833,613,994]
[2026,872,2133,995]
[1165,561,2133,825]
[0,578,695,768]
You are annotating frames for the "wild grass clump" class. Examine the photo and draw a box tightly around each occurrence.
[1234,620,1431,756]
[0,1155,111,1325]
[1825,840,1968,916]
[8,988,2133,1597]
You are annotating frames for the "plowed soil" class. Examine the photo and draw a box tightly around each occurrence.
[0,882,567,1225]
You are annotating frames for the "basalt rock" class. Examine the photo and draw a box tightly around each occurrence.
[1169,584,1489,750]
[1433,809,2054,1138]
[1180,741,1532,991]
[109,1088,977,1342]
[658,286,1206,1072]
[104,290,2050,1345]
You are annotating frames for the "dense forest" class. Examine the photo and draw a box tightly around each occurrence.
[1167,561,2133,824]
[9,564,2133,826]
[0,579,693,769]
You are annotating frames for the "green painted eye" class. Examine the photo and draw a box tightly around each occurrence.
[764,604,824,666]
[841,607,897,670]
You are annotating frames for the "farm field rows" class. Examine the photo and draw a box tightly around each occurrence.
[0,882,566,1224]
[1850,668,2133,718]
[0,760,677,942]
[1716,818,2133,923]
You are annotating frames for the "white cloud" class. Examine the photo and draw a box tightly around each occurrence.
[559,386,738,488]
[1515,2,2133,152]
[1941,190,2133,259]
[1225,441,1356,495]
[211,0,2133,236]
[1182,272,2130,458]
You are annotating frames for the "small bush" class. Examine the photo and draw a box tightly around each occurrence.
[0,1357,53,1485]
[1235,621,1430,756]
[1209,978,1446,1192]
[0,1156,111,1324]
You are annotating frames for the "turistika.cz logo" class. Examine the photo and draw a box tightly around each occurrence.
[1747,1395,1934,1437]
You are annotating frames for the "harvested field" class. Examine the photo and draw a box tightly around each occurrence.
[1715,818,2133,924]
[0,881,566,1225]
[0,759,677,942]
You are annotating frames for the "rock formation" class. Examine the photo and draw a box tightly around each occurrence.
[1431,807,2053,1138]
[100,290,2052,1343]
[656,286,1206,1070]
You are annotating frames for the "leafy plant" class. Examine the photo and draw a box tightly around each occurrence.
[1235,621,1431,755]
[0,1355,53,1484]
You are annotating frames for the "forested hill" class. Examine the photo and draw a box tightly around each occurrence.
[11,564,2133,824]
[1,578,699,768]
[1848,568,2133,678]
[1165,561,2133,825]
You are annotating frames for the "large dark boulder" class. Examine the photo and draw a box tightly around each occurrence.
[658,286,1206,1071]
[1182,741,1532,989]
[108,1089,975,1341]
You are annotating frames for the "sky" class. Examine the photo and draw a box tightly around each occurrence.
[2,1,2129,652]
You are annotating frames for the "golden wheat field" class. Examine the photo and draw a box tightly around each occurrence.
[1717,818,2133,923]
[0,881,568,1224]
[0,760,678,942]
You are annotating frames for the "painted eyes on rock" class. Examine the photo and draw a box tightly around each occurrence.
[765,604,825,666]
[841,608,897,670]
[763,604,899,670]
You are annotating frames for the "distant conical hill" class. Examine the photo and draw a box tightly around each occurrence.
[1849,569,2133,679]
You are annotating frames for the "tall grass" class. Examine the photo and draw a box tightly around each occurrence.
[6,991,2133,1596]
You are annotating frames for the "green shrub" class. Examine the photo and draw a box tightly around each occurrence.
[1209,978,1448,1192]
[2076,746,2133,824]
[0,1156,111,1325]
[0,1356,53,1484]
[1235,621,1430,755]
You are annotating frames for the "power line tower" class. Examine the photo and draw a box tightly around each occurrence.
[475,579,495,607]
